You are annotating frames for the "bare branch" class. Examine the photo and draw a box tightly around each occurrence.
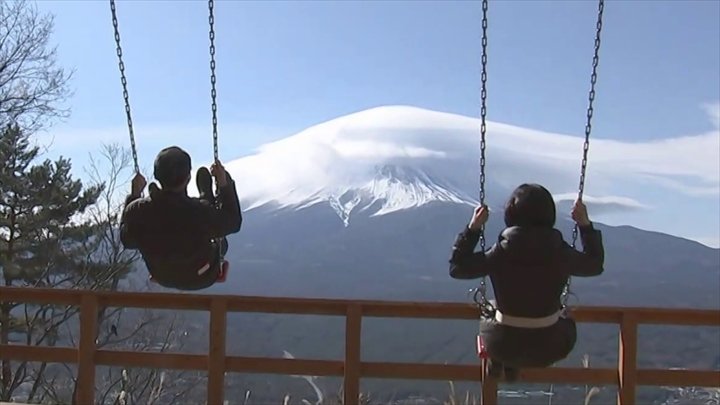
[0,0,74,132]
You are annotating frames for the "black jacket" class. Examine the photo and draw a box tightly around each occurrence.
[449,224,604,318]
[120,180,242,278]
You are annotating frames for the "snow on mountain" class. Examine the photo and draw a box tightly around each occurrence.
[219,105,718,227]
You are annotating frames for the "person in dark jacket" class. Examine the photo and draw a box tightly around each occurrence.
[120,146,243,290]
[449,183,604,381]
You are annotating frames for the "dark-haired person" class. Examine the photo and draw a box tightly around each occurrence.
[120,146,242,290]
[449,183,604,381]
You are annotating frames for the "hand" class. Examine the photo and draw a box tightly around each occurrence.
[571,199,591,226]
[468,204,489,231]
[210,160,228,187]
[131,173,146,197]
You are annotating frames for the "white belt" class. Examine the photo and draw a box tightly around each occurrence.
[494,309,560,328]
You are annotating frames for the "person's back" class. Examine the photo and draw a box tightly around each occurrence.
[121,146,242,289]
[124,188,221,273]
[449,183,604,380]
[487,226,573,318]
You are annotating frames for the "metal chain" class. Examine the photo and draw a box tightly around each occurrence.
[474,0,493,318]
[478,0,488,252]
[563,0,604,309]
[208,0,219,163]
[109,0,139,174]
[208,0,223,262]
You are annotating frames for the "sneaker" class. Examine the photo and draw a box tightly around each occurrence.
[148,182,160,197]
[196,167,214,203]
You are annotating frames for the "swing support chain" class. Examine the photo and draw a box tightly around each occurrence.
[207,0,225,264]
[208,0,219,164]
[109,0,139,174]
[562,0,604,311]
[472,0,495,320]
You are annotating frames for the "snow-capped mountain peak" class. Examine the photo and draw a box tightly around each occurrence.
[223,106,487,225]
[216,104,718,229]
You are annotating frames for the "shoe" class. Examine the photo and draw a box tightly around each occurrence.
[148,182,160,197]
[196,167,214,203]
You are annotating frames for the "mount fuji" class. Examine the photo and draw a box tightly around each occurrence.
[219,105,717,231]
[222,105,620,225]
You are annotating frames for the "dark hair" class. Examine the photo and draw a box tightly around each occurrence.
[153,146,191,189]
[503,183,556,228]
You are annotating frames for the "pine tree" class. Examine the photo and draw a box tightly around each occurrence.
[0,123,102,401]
[0,123,102,284]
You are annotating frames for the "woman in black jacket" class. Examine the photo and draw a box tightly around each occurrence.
[449,183,604,381]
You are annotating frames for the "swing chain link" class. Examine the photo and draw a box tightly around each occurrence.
[478,0,488,252]
[571,0,603,249]
[208,0,219,163]
[109,0,139,174]
[473,0,494,320]
[564,0,604,310]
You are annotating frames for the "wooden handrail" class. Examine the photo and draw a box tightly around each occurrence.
[1,286,719,404]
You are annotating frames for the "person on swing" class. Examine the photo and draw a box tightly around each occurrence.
[120,146,243,290]
[449,183,604,381]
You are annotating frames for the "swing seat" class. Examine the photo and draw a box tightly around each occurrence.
[477,334,520,381]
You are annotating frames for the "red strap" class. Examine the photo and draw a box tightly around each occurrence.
[476,335,489,359]
[216,260,229,283]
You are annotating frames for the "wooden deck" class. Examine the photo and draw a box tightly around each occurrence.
[1,287,719,404]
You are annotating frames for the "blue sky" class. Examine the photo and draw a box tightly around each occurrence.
[31,0,720,246]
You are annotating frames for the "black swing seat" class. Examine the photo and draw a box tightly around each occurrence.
[147,247,229,291]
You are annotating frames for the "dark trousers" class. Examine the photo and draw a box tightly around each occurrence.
[154,168,228,291]
[174,238,227,291]
[174,168,229,291]
[480,317,577,368]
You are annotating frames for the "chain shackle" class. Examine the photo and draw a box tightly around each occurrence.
[109,0,139,174]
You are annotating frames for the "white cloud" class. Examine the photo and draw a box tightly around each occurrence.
[703,101,720,129]
[223,103,720,207]
[554,193,651,213]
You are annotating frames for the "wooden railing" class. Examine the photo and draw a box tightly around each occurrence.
[1,287,719,404]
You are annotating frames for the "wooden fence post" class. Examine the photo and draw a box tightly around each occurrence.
[207,299,227,405]
[617,312,638,404]
[76,294,98,404]
[344,304,362,403]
